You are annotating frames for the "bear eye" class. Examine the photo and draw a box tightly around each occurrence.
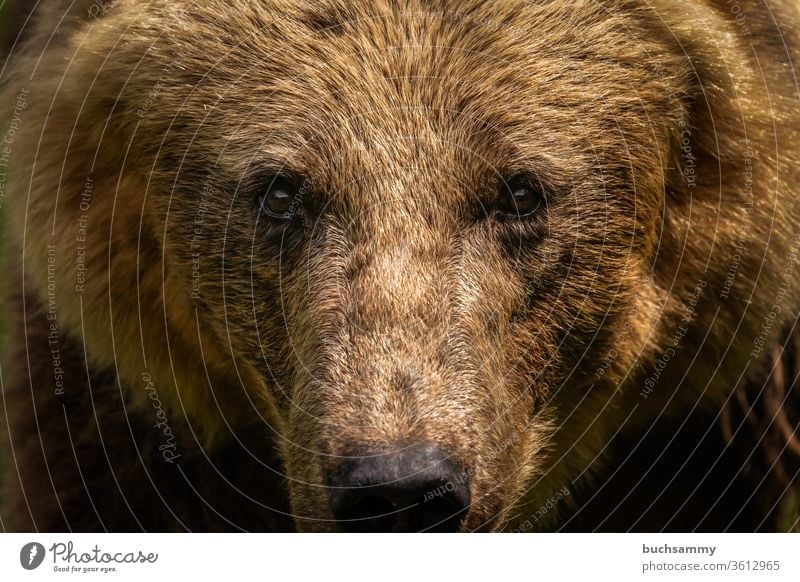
[497,175,546,218]
[257,175,303,219]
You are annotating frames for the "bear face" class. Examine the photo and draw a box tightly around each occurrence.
[3,0,799,531]
[128,1,676,530]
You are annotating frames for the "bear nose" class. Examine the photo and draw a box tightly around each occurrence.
[327,443,471,532]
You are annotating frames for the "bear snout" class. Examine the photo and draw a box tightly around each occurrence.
[326,442,471,532]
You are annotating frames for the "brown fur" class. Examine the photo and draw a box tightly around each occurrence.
[1,0,799,531]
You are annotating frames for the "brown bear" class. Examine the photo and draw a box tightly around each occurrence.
[1,0,799,532]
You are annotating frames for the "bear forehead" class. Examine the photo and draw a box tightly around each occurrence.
[191,5,565,130]
[147,0,667,194]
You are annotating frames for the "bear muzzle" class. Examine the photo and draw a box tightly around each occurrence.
[326,442,471,532]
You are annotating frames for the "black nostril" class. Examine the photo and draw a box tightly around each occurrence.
[327,442,471,532]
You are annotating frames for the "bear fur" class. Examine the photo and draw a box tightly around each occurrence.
[1,0,799,531]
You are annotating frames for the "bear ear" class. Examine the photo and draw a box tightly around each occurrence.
[1,2,260,444]
[652,8,753,207]
[1,4,150,392]
[642,2,800,351]
[644,2,799,265]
